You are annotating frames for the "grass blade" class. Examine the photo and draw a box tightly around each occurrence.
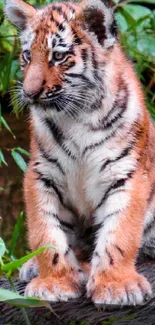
[8,212,24,257]
[11,150,27,172]
[1,244,55,273]
[0,288,53,310]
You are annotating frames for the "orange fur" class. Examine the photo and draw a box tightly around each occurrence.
[5,0,155,304]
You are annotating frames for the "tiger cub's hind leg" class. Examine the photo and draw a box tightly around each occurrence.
[140,198,155,260]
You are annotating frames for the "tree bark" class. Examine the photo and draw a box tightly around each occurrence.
[1,259,155,325]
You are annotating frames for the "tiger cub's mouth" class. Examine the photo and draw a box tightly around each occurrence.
[22,88,65,111]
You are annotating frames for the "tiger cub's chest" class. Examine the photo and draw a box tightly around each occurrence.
[63,161,95,217]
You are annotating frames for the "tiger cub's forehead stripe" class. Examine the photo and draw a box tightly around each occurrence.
[50,3,76,23]
[20,3,77,54]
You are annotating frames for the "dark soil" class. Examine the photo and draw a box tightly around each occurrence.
[0,112,30,257]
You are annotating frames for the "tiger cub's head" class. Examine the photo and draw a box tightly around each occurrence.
[5,0,117,116]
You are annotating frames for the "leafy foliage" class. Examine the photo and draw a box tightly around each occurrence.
[114,0,155,119]
[0,228,55,324]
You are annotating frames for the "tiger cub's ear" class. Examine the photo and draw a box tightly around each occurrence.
[4,0,36,29]
[78,0,117,48]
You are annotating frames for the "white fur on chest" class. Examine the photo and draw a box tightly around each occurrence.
[31,102,138,218]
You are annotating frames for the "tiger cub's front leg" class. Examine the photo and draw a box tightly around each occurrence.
[24,166,85,301]
[87,169,152,306]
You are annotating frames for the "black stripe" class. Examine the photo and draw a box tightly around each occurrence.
[112,178,127,190]
[81,48,88,62]
[58,42,68,48]
[51,213,74,232]
[44,118,76,160]
[50,13,54,22]
[55,4,74,21]
[65,73,95,88]
[106,248,114,265]
[37,141,65,175]
[52,213,59,220]
[96,172,133,210]
[66,61,76,69]
[54,33,64,44]
[44,118,63,144]
[99,122,143,172]
[61,11,68,21]
[65,3,75,13]
[60,220,74,231]
[102,210,120,224]
[55,21,65,32]
[52,38,56,48]
[35,172,78,220]
[83,120,122,156]
[90,95,103,111]
[91,46,100,82]
[90,86,128,132]
[115,245,124,257]
[33,161,40,167]
[147,182,155,204]
[71,27,82,45]
[52,5,68,21]
[81,48,88,72]
[103,85,128,129]
[82,139,104,157]
[83,119,127,157]
[103,104,126,130]
[92,212,120,234]
[35,171,64,205]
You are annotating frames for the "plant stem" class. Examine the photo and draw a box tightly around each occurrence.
[7,276,31,325]
[21,308,31,325]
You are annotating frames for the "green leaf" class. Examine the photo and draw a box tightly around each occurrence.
[15,147,30,157]
[123,4,151,21]
[1,116,16,138]
[128,0,155,3]
[0,288,52,310]
[0,150,8,166]
[11,150,27,172]
[8,212,24,257]
[1,244,55,273]
[137,35,155,58]
[117,7,136,31]
[0,104,2,130]
[0,238,6,258]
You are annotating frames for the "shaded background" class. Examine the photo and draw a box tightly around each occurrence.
[0,0,155,258]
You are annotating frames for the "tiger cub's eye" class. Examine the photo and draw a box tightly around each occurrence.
[53,51,66,61]
[23,50,31,63]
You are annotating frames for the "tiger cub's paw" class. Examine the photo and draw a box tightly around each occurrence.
[19,257,39,282]
[87,272,152,306]
[25,269,85,301]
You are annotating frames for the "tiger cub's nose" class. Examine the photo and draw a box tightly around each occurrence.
[23,89,41,98]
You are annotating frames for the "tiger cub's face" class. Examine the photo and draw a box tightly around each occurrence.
[5,0,117,116]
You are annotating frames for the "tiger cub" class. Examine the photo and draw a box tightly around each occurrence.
[5,0,155,306]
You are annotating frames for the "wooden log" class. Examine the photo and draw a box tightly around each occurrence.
[1,259,155,325]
